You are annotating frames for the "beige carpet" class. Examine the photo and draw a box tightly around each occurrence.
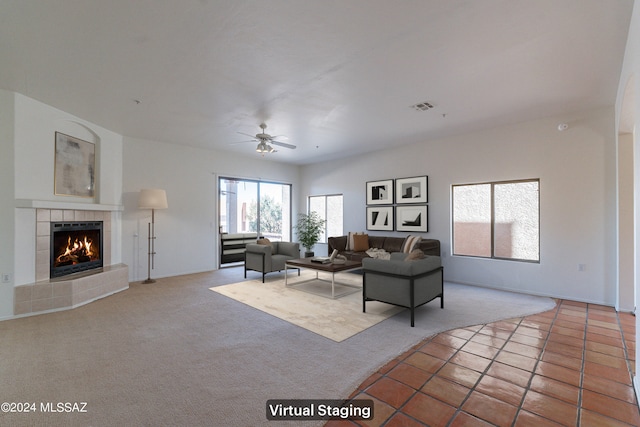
[211,271,403,342]
[0,267,557,426]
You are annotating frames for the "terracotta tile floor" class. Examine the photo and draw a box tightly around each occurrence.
[326,300,639,426]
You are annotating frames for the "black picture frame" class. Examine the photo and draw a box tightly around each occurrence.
[396,205,428,232]
[366,206,394,231]
[366,179,394,205]
[395,176,428,204]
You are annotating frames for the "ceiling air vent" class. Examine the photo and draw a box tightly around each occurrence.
[410,101,434,111]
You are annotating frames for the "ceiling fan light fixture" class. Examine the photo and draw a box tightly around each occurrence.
[256,141,275,154]
[238,123,295,154]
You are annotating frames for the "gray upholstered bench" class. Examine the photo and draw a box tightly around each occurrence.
[362,252,443,326]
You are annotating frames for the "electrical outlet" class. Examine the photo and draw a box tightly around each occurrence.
[1,273,11,283]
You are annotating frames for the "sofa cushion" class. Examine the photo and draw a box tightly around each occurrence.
[368,236,386,249]
[328,235,347,252]
[383,237,404,253]
[273,241,300,258]
[417,239,440,256]
[363,255,441,276]
[390,252,407,261]
[328,235,441,259]
[271,254,290,271]
[352,234,370,251]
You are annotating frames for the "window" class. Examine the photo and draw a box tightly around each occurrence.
[219,177,292,241]
[308,194,343,243]
[452,179,539,262]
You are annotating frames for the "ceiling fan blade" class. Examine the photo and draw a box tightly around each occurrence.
[237,131,258,138]
[229,139,256,145]
[271,140,296,150]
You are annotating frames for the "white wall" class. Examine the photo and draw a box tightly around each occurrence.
[11,94,124,286]
[14,94,123,205]
[618,133,634,312]
[301,107,617,305]
[122,137,300,282]
[0,90,16,320]
[616,0,640,398]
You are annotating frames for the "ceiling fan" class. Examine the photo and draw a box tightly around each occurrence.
[235,123,296,154]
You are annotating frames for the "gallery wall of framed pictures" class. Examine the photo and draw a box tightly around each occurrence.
[365,176,428,232]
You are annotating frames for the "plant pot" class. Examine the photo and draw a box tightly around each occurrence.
[304,251,314,258]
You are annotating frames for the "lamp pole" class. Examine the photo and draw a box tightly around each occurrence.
[143,209,156,284]
[138,189,168,284]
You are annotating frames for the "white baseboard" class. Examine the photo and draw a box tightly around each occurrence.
[445,279,614,307]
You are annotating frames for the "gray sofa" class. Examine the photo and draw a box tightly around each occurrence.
[362,252,443,327]
[244,241,300,282]
[328,235,440,262]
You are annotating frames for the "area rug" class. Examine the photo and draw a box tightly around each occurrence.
[210,271,403,342]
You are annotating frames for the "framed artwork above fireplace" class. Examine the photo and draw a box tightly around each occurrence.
[54,132,95,198]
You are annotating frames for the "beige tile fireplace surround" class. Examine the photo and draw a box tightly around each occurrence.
[14,208,128,317]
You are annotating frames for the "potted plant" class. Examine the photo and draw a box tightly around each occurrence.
[294,212,325,257]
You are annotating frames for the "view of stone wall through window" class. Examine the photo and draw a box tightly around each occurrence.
[453,180,539,262]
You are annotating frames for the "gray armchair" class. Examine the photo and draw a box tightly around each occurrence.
[244,241,300,282]
[362,252,443,327]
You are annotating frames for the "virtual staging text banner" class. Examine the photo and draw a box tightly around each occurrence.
[266,399,373,421]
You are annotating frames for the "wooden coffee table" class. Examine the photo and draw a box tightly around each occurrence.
[284,258,363,299]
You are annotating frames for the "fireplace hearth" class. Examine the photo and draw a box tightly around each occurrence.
[50,221,103,279]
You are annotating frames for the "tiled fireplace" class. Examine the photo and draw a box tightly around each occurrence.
[14,208,128,317]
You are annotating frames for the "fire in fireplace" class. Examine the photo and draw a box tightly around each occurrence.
[50,221,103,279]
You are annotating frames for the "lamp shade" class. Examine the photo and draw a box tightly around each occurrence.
[138,189,168,209]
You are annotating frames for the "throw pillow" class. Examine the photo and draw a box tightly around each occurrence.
[402,235,422,253]
[346,231,365,250]
[405,249,425,261]
[352,234,370,252]
[256,238,272,246]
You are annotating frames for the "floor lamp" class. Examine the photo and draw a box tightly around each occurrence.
[139,189,168,283]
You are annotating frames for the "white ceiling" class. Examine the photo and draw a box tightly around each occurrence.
[0,0,634,165]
